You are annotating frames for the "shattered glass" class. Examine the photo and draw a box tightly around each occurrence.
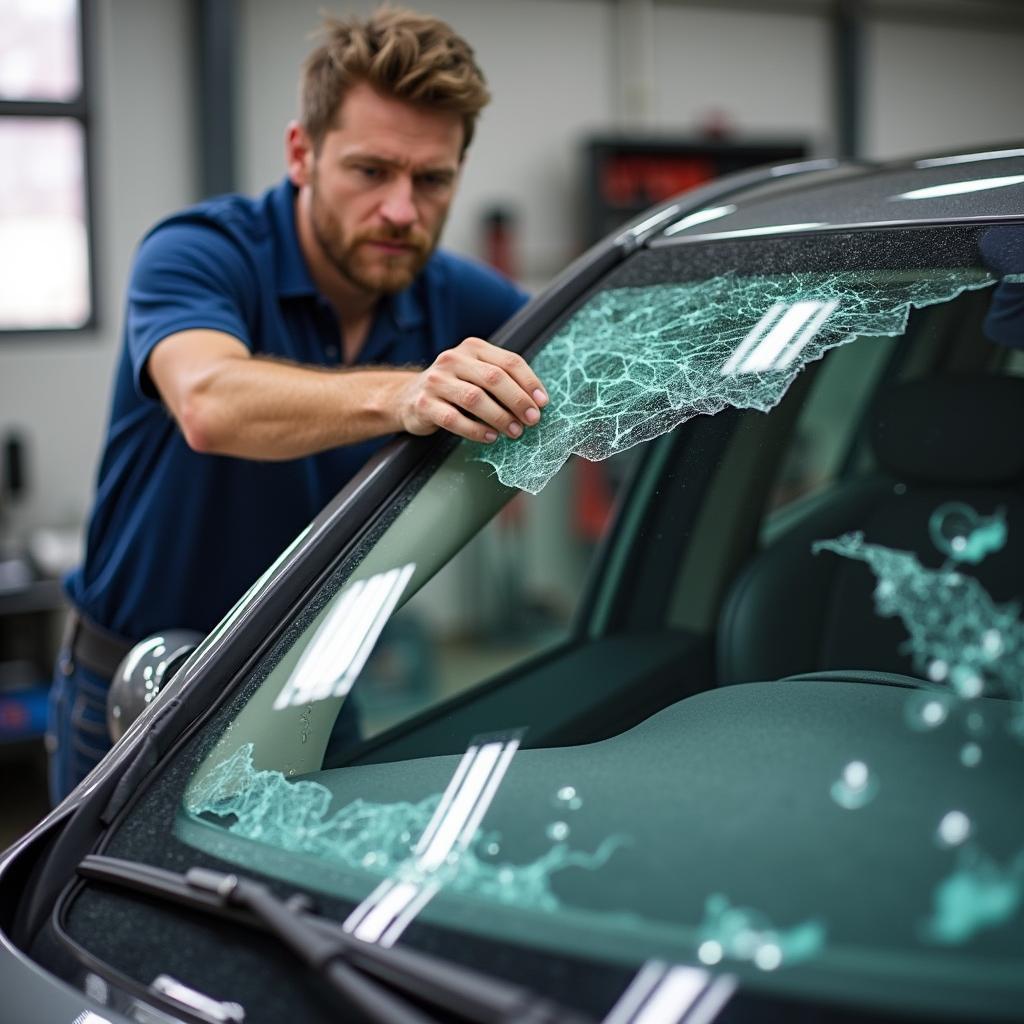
[184,743,624,912]
[813,508,1024,703]
[925,847,1024,944]
[694,894,826,971]
[815,503,1024,945]
[476,271,1003,494]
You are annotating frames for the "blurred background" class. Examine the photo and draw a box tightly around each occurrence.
[1,0,1023,839]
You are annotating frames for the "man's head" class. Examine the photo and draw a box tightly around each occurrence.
[286,7,490,296]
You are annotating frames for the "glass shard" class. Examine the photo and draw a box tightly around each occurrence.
[183,744,624,913]
[695,894,825,971]
[813,524,1024,702]
[477,271,1000,494]
[924,848,1024,944]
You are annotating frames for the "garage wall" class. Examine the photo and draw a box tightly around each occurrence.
[649,5,832,146]
[2,0,1024,544]
[864,18,1024,159]
[0,0,194,537]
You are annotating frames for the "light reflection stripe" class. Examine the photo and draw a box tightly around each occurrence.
[775,298,839,369]
[631,967,711,1024]
[684,976,738,1024]
[720,303,786,375]
[329,563,416,700]
[603,961,670,1024]
[343,731,524,947]
[915,149,1024,168]
[894,175,1024,200]
[417,740,508,871]
[273,563,415,710]
[413,744,479,857]
[662,205,737,237]
[603,963,735,1024]
[738,301,825,374]
[350,880,421,943]
[454,737,522,851]
[378,880,442,948]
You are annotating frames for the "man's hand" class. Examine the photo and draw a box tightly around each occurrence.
[396,336,548,444]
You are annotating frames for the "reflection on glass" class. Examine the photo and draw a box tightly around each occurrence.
[343,731,523,946]
[0,0,80,101]
[604,961,735,1024]
[0,117,90,329]
[894,175,1024,201]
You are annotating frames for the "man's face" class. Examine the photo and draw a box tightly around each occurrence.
[297,81,464,295]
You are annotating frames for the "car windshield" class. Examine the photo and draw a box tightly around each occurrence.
[87,221,1024,1021]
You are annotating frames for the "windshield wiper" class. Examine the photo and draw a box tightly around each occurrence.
[78,854,595,1024]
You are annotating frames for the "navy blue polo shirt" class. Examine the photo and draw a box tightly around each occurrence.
[66,177,528,643]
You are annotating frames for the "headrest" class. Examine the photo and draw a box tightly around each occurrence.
[870,375,1024,485]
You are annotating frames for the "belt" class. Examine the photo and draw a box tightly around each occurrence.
[62,610,136,682]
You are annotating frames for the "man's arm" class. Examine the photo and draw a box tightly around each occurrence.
[148,329,548,460]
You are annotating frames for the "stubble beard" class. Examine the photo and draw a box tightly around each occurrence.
[309,175,441,296]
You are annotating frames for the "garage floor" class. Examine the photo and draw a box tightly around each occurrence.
[0,742,50,849]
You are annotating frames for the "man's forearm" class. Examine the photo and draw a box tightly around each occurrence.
[180,357,417,460]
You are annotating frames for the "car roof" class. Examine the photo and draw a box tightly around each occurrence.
[657,145,1024,244]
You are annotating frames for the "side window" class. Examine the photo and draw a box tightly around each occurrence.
[760,334,896,542]
[355,449,642,737]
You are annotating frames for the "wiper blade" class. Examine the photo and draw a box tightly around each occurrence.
[78,854,594,1024]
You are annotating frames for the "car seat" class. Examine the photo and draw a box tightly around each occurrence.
[716,374,1024,685]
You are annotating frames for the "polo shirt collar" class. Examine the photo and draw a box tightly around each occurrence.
[271,177,317,298]
[270,176,426,331]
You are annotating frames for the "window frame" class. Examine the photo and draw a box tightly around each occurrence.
[0,0,98,337]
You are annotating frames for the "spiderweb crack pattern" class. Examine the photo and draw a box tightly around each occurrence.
[184,743,623,911]
[476,271,1000,494]
[812,532,1024,702]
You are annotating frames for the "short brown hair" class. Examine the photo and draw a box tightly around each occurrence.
[300,6,490,156]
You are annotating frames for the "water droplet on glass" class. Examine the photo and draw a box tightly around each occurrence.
[553,785,583,811]
[928,660,949,683]
[830,760,879,810]
[362,852,378,867]
[485,841,501,857]
[287,768,296,777]
[951,536,967,553]
[697,940,723,965]
[905,692,950,731]
[951,667,983,699]
[966,711,986,736]
[754,943,783,971]
[937,810,972,848]
[894,483,907,495]
[960,743,982,768]
[547,821,570,842]
[982,629,1003,658]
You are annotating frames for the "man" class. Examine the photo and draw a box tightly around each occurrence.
[48,7,547,802]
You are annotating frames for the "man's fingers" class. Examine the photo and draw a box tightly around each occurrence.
[454,362,538,433]
[434,377,523,439]
[423,397,500,444]
[462,338,548,409]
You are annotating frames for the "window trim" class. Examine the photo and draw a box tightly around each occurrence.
[0,0,98,337]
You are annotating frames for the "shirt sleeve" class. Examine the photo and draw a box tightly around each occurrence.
[126,219,257,401]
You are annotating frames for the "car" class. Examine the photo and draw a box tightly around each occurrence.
[2,144,1024,1024]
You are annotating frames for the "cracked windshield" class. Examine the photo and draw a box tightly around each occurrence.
[150,223,1024,1016]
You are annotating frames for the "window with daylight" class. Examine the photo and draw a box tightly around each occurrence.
[0,0,93,333]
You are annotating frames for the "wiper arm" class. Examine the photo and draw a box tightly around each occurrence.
[78,854,594,1024]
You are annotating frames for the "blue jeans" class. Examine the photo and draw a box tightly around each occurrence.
[46,647,113,805]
